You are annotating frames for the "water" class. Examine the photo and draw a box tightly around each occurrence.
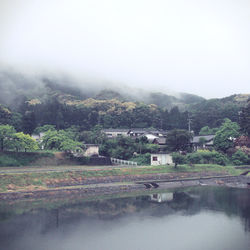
[0,187,249,250]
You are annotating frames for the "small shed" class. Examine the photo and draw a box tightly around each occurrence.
[151,153,173,166]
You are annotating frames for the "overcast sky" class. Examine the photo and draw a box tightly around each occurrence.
[0,0,250,98]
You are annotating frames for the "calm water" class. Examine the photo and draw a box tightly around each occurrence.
[0,187,249,250]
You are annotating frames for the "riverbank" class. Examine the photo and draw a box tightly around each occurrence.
[0,164,249,200]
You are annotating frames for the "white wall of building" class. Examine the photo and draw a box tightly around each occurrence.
[151,154,173,166]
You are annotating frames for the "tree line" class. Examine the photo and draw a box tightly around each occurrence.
[0,94,246,136]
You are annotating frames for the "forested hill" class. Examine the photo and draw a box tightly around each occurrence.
[0,71,249,135]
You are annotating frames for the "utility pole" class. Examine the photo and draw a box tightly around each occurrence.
[187,114,192,133]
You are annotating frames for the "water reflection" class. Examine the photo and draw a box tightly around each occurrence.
[149,193,174,203]
[0,187,249,250]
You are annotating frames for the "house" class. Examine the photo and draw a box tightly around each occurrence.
[191,135,215,151]
[31,132,45,142]
[152,137,167,151]
[143,133,159,143]
[129,128,166,138]
[101,129,130,138]
[151,153,173,166]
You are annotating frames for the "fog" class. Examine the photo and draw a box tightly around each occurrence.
[1,0,250,98]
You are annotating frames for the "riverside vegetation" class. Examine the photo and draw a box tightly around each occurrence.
[0,76,250,194]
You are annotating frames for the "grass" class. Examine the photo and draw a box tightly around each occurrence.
[0,164,244,193]
[0,151,54,167]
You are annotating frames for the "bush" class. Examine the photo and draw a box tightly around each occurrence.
[0,155,20,166]
[232,150,249,165]
[185,150,229,166]
[171,153,186,167]
[0,152,54,167]
[186,152,203,164]
[212,152,228,166]
[130,153,151,166]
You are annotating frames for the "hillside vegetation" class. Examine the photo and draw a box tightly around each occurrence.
[0,71,249,135]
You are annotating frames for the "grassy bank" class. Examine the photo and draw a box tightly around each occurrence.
[0,151,54,167]
[0,164,243,193]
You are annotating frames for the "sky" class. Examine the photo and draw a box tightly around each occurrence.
[0,0,250,98]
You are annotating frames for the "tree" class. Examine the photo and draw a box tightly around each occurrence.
[42,129,82,151]
[239,100,250,135]
[199,126,218,135]
[22,111,37,135]
[0,125,16,151]
[59,138,82,152]
[13,132,39,152]
[42,130,67,150]
[214,119,240,153]
[33,125,56,134]
[166,129,192,152]
[171,152,186,168]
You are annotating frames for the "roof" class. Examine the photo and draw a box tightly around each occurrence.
[102,128,130,133]
[129,128,164,134]
[153,137,167,144]
[191,135,215,143]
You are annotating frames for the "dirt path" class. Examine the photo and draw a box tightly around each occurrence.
[0,165,140,174]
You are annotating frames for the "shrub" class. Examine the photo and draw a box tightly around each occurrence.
[232,150,249,165]
[130,153,151,166]
[171,153,186,167]
[186,152,203,164]
[212,152,228,166]
[185,150,229,166]
[0,154,20,167]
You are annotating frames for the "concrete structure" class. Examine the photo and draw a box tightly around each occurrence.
[31,132,45,142]
[151,153,173,166]
[83,144,99,157]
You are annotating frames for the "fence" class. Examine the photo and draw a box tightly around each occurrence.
[110,157,137,166]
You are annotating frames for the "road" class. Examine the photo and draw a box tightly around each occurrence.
[0,165,145,174]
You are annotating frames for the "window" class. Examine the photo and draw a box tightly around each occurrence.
[153,156,158,161]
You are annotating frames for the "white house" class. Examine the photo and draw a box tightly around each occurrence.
[151,153,173,166]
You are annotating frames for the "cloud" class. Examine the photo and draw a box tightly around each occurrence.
[0,0,250,98]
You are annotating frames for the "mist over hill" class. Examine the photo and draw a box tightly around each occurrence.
[0,70,249,134]
[0,70,205,110]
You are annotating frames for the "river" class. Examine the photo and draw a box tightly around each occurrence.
[0,186,249,250]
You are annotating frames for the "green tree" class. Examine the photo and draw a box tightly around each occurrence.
[171,152,186,168]
[166,129,192,152]
[214,119,240,152]
[0,125,16,151]
[239,100,250,135]
[33,125,56,134]
[42,130,66,150]
[42,129,81,151]
[59,138,82,152]
[199,126,218,135]
[13,132,39,152]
